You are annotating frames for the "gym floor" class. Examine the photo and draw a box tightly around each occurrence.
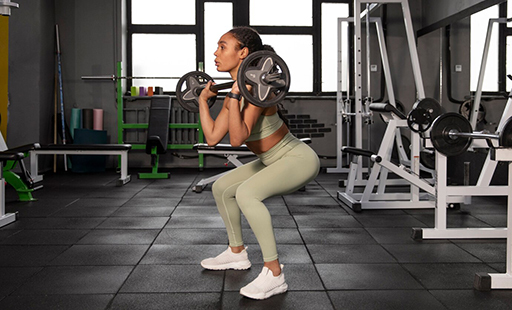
[0,168,511,309]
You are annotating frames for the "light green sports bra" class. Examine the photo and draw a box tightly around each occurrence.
[240,98,284,142]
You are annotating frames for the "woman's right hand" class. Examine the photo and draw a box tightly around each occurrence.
[199,81,218,102]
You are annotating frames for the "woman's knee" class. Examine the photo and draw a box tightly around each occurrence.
[234,184,258,211]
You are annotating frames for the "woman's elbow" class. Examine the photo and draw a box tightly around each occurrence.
[229,138,244,147]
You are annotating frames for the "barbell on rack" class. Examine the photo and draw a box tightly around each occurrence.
[175,50,291,113]
[430,112,512,156]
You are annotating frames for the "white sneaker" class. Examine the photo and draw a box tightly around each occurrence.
[240,264,288,300]
[201,246,251,270]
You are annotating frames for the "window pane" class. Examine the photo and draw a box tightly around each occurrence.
[322,3,349,92]
[470,5,499,92]
[132,34,196,91]
[250,0,312,26]
[204,3,233,80]
[261,35,313,92]
[131,0,195,25]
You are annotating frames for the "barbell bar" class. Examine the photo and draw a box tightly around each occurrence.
[430,112,512,157]
[81,75,232,81]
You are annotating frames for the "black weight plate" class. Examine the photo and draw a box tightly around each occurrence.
[499,116,512,147]
[237,50,290,108]
[407,108,432,133]
[175,71,216,112]
[420,150,436,170]
[413,98,443,120]
[431,112,473,157]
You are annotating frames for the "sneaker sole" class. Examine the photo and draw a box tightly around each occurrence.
[240,283,288,300]
[201,260,251,270]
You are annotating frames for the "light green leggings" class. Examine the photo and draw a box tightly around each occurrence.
[212,133,320,262]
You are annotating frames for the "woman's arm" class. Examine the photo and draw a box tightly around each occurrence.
[227,81,264,147]
[198,81,229,146]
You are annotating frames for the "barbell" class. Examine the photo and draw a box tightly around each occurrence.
[430,112,512,156]
[175,50,291,113]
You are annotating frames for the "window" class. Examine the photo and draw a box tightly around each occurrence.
[127,0,351,95]
[470,4,499,92]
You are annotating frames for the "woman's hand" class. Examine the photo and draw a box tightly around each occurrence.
[231,81,252,95]
[199,81,218,101]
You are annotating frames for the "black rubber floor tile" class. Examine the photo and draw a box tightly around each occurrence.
[5,201,71,218]
[110,206,175,217]
[50,206,119,218]
[121,197,181,208]
[165,215,225,229]
[0,267,43,296]
[108,293,221,310]
[222,291,334,310]
[413,212,491,228]
[140,244,217,265]
[328,290,447,310]
[284,196,342,206]
[299,228,376,245]
[1,217,105,230]
[67,198,130,208]
[154,228,228,245]
[0,294,113,310]
[316,263,423,290]
[0,245,68,266]
[178,197,217,207]
[119,265,224,293]
[352,214,427,228]
[429,289,512,310]
[11,266,133,295]
[171,206,221,216]
[402,263,498,289]
[288,204,348,214]
[294,214,361,228]
[77,229,159,244]
[48,244,150,266]
[307,244,396,263]
[382,243,482,263]
[453,242,507,263]
[471,214,507,227]
[366,227,449,244]
[132,189,186,199]
[0,229,89,245]
[97,217,169,229]
[225,264,324,291]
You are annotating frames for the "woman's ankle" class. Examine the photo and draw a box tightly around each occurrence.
[264,260,281,276]
[230,245,245,253]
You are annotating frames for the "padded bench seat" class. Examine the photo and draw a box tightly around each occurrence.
[29,144,132,186]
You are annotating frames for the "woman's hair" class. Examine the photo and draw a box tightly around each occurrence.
[228,27,289,128]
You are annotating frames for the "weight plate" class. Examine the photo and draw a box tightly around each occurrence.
[407,108,432,133]
[413,98,443,120]
[431,112,473,157]
[175,71,217,112]
[459,99,486,124]
[237,50,291,108]
[499,116,512,148]
[420,150,436,170]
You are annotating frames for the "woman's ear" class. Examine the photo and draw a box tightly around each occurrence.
[239,46,249,60]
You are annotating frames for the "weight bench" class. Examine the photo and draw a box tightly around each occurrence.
[3,143,42,201]
[29,144,132,186]
[193,138,312,193]
[0,151,25,227]
[139,95,171,179]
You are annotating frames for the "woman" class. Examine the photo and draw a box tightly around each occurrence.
[198,26,320,300]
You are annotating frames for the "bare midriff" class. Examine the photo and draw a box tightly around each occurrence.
[246,122,289,154]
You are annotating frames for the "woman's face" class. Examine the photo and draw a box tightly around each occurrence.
[214,32,244,74]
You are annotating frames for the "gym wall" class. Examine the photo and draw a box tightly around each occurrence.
[7,0,504,173]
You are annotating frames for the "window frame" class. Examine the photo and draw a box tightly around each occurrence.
[126,0,352,96]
